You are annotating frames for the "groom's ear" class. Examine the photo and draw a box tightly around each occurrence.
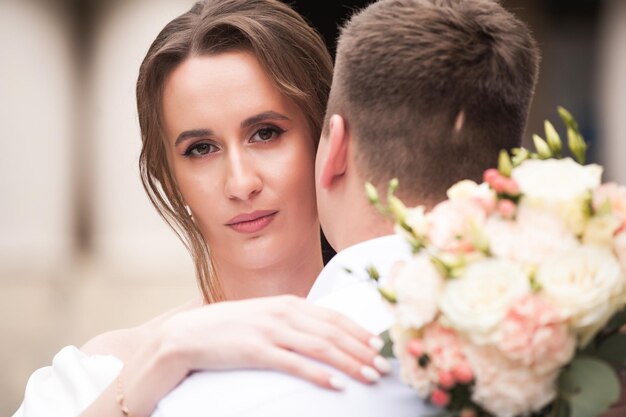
[319,114,348,189]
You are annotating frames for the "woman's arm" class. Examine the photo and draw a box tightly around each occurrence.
[81,295,387,417]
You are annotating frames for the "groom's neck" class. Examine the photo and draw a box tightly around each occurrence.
[331,207,394,253]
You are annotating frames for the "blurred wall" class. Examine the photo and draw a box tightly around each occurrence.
[1,0,625,414]
[0,0,198,414]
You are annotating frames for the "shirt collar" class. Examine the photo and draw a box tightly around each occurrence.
[307,234,411,301]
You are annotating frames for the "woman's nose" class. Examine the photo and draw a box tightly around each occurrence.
[224,151,263,201]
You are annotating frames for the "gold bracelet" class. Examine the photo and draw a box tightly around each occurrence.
[115,371,133,417]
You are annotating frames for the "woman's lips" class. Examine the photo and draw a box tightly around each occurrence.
[226,210,278,234]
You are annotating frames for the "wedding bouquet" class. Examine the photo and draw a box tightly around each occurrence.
[368,108,626,417]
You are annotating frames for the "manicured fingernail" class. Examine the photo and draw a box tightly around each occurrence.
[374,355,391,374]
[360,365,381,382]
[329,375,347,390]
[369,336,384,351]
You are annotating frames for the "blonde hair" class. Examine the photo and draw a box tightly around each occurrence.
[136,0,333,303]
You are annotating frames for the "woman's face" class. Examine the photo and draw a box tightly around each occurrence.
[161,51,319,271]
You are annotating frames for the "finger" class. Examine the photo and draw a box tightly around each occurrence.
[285,313,388,376]
[256,347,348,391]
[273,327,382,384]
[294,301,383,351]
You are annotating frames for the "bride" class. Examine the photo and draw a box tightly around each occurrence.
[13,1,389,416]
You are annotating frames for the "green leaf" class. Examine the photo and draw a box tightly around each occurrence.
[596,333,626,364]
[545,120,563,155]
[551,398,572,417]
[605,308,626,333]
[378,287,397,304]
[558,356,621,417]
[366,265,380,281]
[378,329,395,358]
[430,255,451,279]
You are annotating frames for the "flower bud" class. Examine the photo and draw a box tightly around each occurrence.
[452,363,474,384]
[497,199,517,219]
[407,339,424,357]
[483,168,500,185]
[365,182,380,205]
[544,120,562,155]
[438,370,455,389]
[498,150,513,177]
[504,178,520,196]
[430,389,450,407]
[532,134,552,159]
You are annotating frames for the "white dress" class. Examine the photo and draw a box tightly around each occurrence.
[12,346,122,417]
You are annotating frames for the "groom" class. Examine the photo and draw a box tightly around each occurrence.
[155,0,539,415]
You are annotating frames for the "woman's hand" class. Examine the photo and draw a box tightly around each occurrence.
[82,295,390,417]
[160,294,390,389]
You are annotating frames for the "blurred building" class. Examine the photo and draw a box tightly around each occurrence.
[1,0,625,414]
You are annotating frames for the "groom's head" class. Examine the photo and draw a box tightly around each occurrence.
[316,0,540,251]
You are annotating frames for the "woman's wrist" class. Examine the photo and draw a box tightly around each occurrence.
[121,327,191,416]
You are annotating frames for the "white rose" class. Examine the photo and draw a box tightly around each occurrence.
[512,158,602,234]
[536,246,626,344]
[583,214,622,246]
[614,231,626,271]
[447,180,495,202]
[465,345,558,417]
[439,259,531,344]
[387,256,443,329]
[513,158,602,202]
[485,206,578,267]
[447,180,496,215]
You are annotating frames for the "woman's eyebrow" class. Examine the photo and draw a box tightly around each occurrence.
[175,128,214,146]
[240,111,290,129]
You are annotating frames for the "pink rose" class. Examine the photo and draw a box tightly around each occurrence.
[428,200,486,253]
[485,206,578,266]
[421,323,473,386]
[391,323,473,398]
[465,345,558,417]
[593,183,626,222]
[496,295,575,373]
[390,326,435,398]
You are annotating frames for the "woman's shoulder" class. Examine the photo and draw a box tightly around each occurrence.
[80,327,140,361]
[80,297,204,361]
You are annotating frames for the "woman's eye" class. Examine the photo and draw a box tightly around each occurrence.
[251,127,283,143]
[184,142,217,157]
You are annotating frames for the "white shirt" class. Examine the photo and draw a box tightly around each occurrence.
[154,235,432,417]
[12,346,122,417]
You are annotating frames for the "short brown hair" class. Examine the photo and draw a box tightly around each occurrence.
[327,0,540,205]
[136,0,332,303]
